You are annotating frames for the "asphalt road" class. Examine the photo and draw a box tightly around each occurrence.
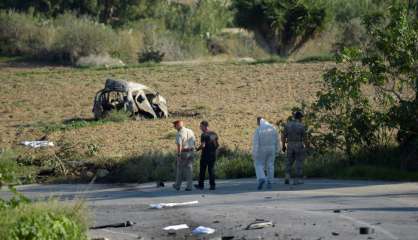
[7,179,418,240]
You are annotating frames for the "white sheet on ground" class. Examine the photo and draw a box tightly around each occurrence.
[192,226,215,235]
[150,200,198,209]
[21,141,54,148]
[163,224,189,231]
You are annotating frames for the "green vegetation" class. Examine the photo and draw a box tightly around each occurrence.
[0,150,88,240]
[304,3,418,171]
[0,201,88,240]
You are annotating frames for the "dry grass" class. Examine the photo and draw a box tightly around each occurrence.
[0,62,333,161]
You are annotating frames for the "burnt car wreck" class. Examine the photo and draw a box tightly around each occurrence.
[93,79,168,120]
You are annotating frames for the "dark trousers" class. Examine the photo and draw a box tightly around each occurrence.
[198,153,216,187]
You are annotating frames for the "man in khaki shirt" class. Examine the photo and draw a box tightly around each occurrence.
[172,120,196,191]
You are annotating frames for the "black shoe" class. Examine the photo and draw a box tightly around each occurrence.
[257,179,266,190]
[194,184,203,190]
[185,188,192,191]
[209,186,216,190]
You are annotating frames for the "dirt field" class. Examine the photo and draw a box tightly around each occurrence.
[0,62,333,160]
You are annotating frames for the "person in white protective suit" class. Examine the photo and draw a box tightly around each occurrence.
[252,117,281,190]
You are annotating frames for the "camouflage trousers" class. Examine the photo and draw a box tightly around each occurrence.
[174,152,195,190]
[285,142,305,178]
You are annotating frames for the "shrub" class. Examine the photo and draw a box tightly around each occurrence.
[52,13,117,63]
[216,147,254,179]
[106,151,176,183]
[138,47,165,63]
[112,29,143,64]
[0,201,88,240]
[0,11,54,57]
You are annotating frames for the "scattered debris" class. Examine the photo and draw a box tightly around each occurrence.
[192,226,215,235]
[163,224,189,231]
[90,221,135,229]
[245,220,274,230]
[360,227,375,235]
[222,236,234,240]
[213,220,220,224]
[150,200,198,209]
[21,141,54,148]
[331,232,339,236]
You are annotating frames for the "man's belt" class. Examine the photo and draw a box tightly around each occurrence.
[181,148,194,152]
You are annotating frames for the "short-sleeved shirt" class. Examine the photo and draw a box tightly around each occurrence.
[283,120,305,142]
[201,131,219,156]
[176,127,196,149]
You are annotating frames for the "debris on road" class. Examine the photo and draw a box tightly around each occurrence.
[360,227,375,235]
[163,224,189,231]
[90,220,135,229]
[149,200,198,209]
[221,236,234,240]
[245,220,274,230]
[331,232,339,236]
[192,226,216,235]
[21,141,54,148]
[333,209,341,213]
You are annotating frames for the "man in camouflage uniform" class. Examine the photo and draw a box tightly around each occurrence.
[282,111,306,185]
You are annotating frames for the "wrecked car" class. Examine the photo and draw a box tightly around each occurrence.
[92,79,168,119]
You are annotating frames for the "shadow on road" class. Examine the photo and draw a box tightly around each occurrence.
[14,179,418,203]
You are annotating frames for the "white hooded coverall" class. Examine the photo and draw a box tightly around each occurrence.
[252,119,280,184]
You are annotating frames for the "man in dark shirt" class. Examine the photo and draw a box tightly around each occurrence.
[195,120,219,190]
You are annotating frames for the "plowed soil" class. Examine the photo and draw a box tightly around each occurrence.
[0,62,333,160]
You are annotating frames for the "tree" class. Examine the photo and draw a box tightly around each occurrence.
[308,2,418,169]
[231,0,327,56]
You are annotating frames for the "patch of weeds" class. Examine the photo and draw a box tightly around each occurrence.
[36,112,130,133]
[0,149,37,185]
[36,118,107,133]
[85,143,100,157]
[103,110,131,122]
[105,151,176,183]
[0,200,88,240]
[216,147,255,179]
[303,150,418,181]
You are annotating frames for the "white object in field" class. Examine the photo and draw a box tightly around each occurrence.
[192,226,216,235]
[21,141,54,148]
[163,224,189,231]
[150,200,198,209]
